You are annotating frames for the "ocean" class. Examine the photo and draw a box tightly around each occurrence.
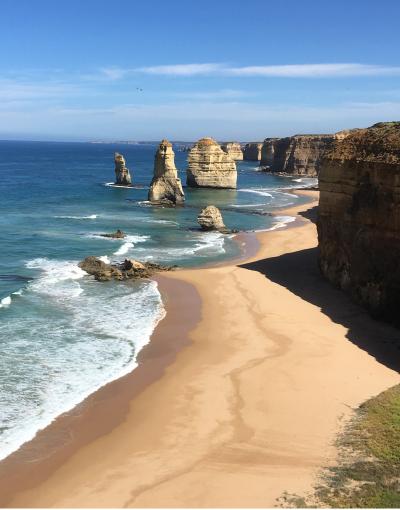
[0,140,315,461]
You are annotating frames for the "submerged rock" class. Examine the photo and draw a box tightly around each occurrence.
[79,256,175,281]
[114,152,132,186]
[148,139,185,205]
[187,137,237,189]
[317,121,400,325]
[197,205,230,233]
[100,229,126,239]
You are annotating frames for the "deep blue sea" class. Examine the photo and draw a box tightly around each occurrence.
[0,140,315,460]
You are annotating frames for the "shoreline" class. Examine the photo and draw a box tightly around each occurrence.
[0,189,315,506]
[0,277,201,507]
[3,189,400,507]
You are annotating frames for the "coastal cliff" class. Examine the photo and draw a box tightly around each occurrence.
[221,142,243,160]
[243,142,262,161]
[270,135,334,176]
[114,153,132,186]
[148,140,184,205]
[187,137,237,188]
[260,138,279,166]
[317,122,400,325]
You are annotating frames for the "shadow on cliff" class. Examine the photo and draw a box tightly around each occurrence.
[298,205,318,224]
[240,247,400,373]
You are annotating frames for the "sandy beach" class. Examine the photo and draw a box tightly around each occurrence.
[2,190,400,508]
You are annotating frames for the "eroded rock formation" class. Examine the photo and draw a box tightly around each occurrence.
[148,140,184,205]
[114,153,132,186]
[221,142,243,160]
[197,205,229,232]
[243,143,262,161]
[79,256,175,281]
[187,137,237,188]
[317,122,400,325]
[270,135,334,176]
[260,138,280,167]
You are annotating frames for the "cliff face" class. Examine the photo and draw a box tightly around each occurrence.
[114,153,132,186]
[243,143,262,161]
[270,135,334,176]
[221,142,243,160]
[148,140,184,205]
[317,122,400,325]
[260,138,279,166]
[187,137,237,188]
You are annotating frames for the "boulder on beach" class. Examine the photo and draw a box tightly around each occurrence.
[197,205,230,233]
[114,152,132,186]
[148,139,185,205]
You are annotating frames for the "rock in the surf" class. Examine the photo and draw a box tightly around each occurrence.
[114,152,132,186]
[78,256,124,281]
[197,205,229,233]
[148,139,185,205]
[100,229,126,239]
[79,256,175,281]
[187,137,237,188]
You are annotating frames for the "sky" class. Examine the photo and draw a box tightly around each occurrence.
[1,0,400,141]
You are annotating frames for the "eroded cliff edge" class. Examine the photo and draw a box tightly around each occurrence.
[261,135,334,176]
[317,122,400,325]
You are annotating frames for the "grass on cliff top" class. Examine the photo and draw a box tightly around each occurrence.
[279,384,400,508]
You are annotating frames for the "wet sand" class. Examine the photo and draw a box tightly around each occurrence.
[3,190,400,507]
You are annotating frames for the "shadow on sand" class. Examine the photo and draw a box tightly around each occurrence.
[240,246,400,373]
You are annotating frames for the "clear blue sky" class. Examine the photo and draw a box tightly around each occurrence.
[1,0,400,141]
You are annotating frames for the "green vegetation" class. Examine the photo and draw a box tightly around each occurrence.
[280,384,400,508]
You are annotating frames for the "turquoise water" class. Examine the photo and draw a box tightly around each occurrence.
[0,140,315,460]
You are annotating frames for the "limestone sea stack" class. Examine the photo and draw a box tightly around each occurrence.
[243,143,262,161]
[317,121,400,325]
[197,205,228,232]
[114,152,132,186]
[148,139,184,205]
[187,137,237,188]
[221,142,243,160]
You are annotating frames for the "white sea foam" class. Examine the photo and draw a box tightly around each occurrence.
[267,215,296,231]
[55,214,98,220]
[239,188,273,198]
[230,203,268,208]
[0,295,11,308]
[114,241,134,256]
[0,259,165,461]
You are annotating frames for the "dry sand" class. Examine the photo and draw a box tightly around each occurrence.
[3,190,400,507]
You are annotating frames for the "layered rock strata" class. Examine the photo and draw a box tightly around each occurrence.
[317,122,400,325]
[187,137,237,188]
[243,143,262,161]
[260,138,279,167]
[197,205,229,233]
[221,142,243,160]
[148,140,184,205]
[114,153,132,186]
[270,135,334,176]
[79,256,174,281]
